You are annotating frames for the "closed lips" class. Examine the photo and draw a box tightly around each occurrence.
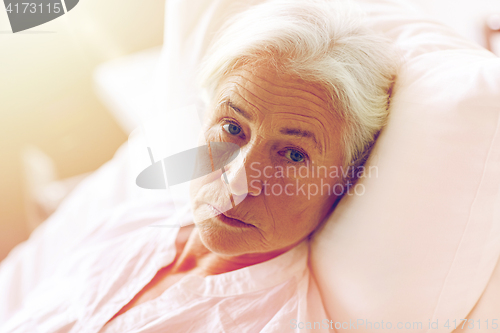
[208,204,253,227]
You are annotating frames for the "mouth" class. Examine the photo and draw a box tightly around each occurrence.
[207,204,253,228]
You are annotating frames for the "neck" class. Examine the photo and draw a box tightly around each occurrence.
[170,227,296,276]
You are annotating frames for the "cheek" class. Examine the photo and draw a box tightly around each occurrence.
[260,176,337,233]
[190,172,222,201]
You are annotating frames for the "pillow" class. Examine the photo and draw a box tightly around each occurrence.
[309,0,500,329]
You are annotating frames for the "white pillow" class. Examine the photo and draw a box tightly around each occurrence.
[310,0,500,329]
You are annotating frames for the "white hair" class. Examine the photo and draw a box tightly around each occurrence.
[198,0,398,182]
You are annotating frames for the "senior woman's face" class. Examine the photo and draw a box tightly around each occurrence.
[190,62,344,257]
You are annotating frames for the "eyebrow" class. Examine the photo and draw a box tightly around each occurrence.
[279,128,323,154]
[225,100,255,121]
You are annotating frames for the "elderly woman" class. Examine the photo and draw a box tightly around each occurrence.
[0,0,396,332]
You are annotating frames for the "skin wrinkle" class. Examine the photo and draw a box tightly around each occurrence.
[221,80,331,157]
[229,70,335,120]
[253,68,342,119]
[227,101,254,122]
[263,194,277,246]
[216,88,262,126]
[271,113,326,156]
[279,127,321,155]
[225,77,330,115]
[230,65,329,106]
[222,65,333,109]
[226,79,329,113]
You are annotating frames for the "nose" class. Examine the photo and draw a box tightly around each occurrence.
[220,147,262,197]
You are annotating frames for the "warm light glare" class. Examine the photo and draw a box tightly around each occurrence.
[0,0,164,260]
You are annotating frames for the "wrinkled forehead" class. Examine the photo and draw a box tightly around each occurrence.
[210,61,335,121]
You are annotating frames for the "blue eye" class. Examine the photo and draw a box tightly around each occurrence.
[285,149,305,163]
[223,123,241,135]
